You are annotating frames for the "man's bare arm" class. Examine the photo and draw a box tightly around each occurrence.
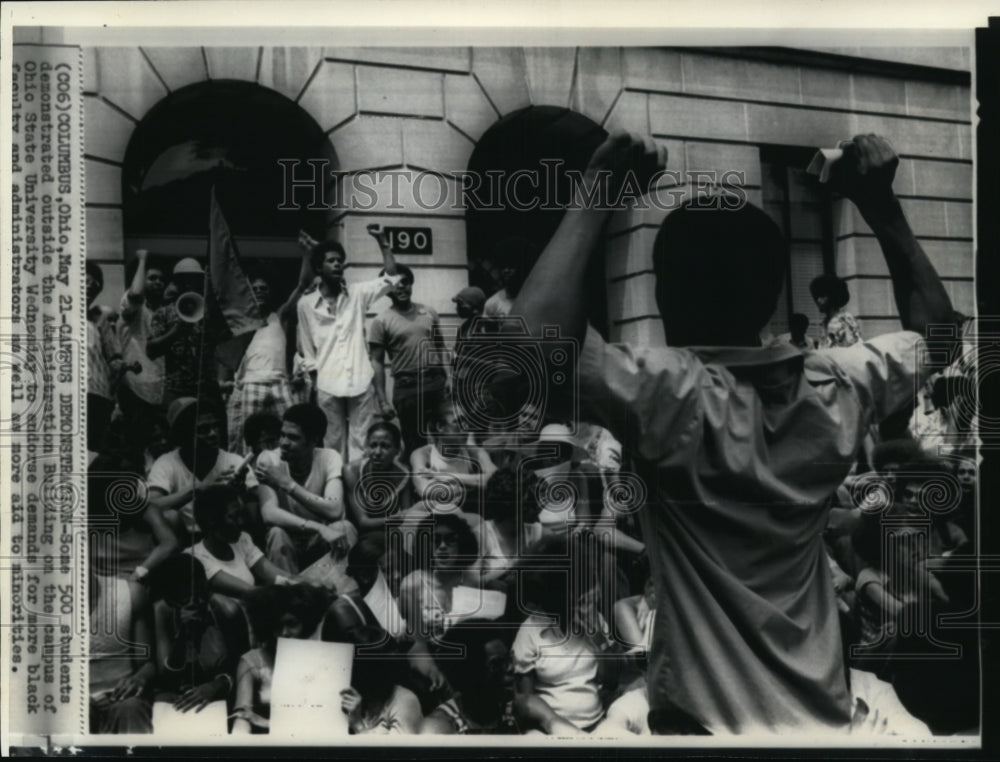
[511,132,666,344]
[367,223,399,276]
[834,135,955,337]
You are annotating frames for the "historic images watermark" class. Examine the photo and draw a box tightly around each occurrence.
[277,160,749,213]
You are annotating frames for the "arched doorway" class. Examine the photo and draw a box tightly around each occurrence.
[121,80,338,299]
[465,106,608,336]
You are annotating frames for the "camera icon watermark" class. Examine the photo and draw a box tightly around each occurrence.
[419,316,579,439]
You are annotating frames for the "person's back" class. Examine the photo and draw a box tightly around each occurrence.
[580,333,922,731]
[509,132,956,734]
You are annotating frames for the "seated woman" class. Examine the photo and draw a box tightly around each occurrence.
[421,620,519,735]
[397,514,483,701]
[478,467,542,584]
[410,399,496,508]
[343,421,413,533]
[398,514,482,639]
[232,584,335,734]
[340,648,423,735]
[187,484,298,599]
[613,575,656,653]
[149,556,238,717]
[89,565,155,734]
[512,534,625,735]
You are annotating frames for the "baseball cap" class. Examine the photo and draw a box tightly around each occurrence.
[452,286,486,311]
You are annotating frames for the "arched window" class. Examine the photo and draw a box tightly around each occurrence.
[121,80,337,296]
[465,106,608,336]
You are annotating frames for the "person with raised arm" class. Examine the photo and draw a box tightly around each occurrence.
[295,225,401,460]
[225,237,316,454]
[509,131,957,734]
[117,248,167,435]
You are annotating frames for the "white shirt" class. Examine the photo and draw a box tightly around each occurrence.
[256,447,343,522]
[237,311,287,384]
[512,614,605,730]
[363,570,407,639]
[146,449,258,533]
[296,275,400,397]
[188,532,264,585]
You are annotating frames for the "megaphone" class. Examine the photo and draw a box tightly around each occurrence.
[175,291,205,323]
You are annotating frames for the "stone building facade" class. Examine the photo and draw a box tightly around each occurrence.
[21,33,976,346]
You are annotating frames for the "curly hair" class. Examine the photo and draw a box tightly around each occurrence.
[245,584,332,643]
[413,513,478,570]
[283,403,328,446]
[192,483,242,533]
[483,467,539,523]
[809,274,850,311]
[309,240,346,273]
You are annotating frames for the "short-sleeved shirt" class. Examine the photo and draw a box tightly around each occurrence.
[146,448,258,534]
[511,614,605,730]
[295,276,400,398]
[188,532,264,585]
[118,294,165,404]
[256,447,343,522]
[578,327,931,733]
[368,303,440,377]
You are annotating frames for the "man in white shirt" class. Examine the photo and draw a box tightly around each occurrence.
[295,225,400,460]
[254,402,349,574]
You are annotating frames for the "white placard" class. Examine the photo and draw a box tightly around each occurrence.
[449,586,507,623]
[269,639,354,740]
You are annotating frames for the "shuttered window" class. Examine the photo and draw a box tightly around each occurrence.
[759,147,834,343]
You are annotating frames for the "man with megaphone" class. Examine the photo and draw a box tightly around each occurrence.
[148,258,227,418]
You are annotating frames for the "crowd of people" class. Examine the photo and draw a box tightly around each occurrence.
[86,132,979,738]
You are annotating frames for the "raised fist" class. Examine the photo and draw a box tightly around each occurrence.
[828,134,899,207]
[298,229,319,251]
[584,130,668,204]
[366,223,389,248]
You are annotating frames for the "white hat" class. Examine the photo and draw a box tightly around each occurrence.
[534,423,587,460]
[173,258,204,276]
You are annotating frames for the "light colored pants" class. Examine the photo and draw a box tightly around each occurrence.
[316,385,377,462]
[265,525,330,575]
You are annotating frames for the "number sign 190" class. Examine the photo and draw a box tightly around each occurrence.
[384,226,432,255]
